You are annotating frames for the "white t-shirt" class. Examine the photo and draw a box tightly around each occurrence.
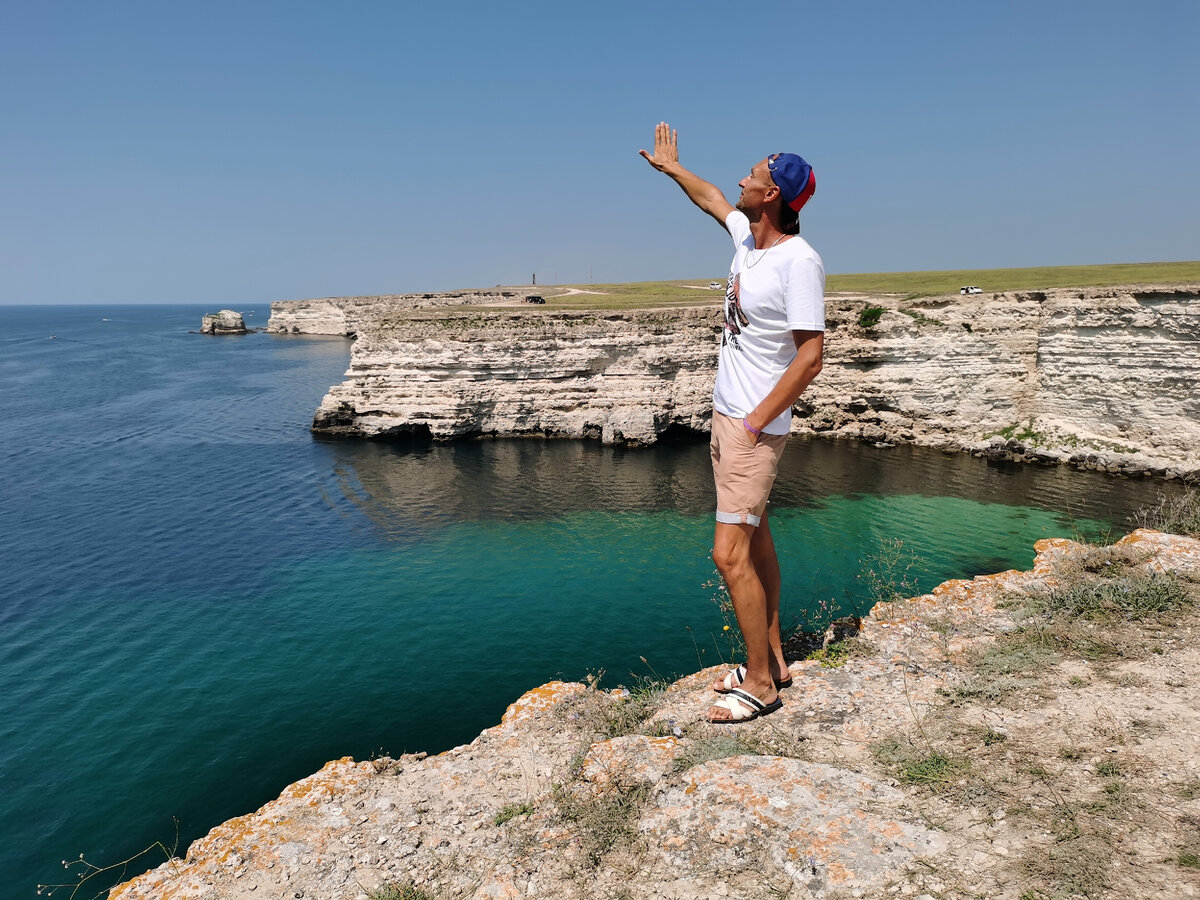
[713,209,826,435]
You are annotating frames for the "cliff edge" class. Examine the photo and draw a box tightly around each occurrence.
[280,285,1200,481]
[111,529,1200,899]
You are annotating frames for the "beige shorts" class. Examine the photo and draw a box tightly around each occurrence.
[710,411,788,527]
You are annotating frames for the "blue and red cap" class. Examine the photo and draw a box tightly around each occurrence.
[768,153,816,212]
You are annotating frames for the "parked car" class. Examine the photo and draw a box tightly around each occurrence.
[960,286,983,294]
[709,281,723,290]
[524,295,545,304]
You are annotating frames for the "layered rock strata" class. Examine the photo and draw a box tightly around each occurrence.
[110,529,1200,899]
[290,285,1200,479]
[311,306,719,445]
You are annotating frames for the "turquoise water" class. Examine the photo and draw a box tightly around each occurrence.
[0,304,1172,896]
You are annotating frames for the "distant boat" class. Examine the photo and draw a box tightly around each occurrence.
[102,317,110,321]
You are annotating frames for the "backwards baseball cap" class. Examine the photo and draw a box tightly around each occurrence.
[768,153,816,212]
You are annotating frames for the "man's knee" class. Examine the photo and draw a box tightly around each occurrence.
[713,529,754,577]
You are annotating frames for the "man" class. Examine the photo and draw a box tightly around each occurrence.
[639,121,825,724]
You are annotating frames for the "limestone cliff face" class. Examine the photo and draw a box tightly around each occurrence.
[276,284,1200,479]
[311,306,721,445]
[805,285,1200,479]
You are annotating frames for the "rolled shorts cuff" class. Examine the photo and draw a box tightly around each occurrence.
[716,510,762,527]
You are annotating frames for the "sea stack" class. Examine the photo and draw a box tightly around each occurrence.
[200,309,250,334]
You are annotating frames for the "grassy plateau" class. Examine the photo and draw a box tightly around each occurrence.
[495,260,1200,311]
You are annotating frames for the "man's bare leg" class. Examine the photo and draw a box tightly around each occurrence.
[709,521,778,720]
[712,509,791,691]
[750,510,792,684]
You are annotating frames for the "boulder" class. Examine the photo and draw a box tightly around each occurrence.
[200,309,249,335]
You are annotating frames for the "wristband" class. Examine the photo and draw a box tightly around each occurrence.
[742,418,762,436]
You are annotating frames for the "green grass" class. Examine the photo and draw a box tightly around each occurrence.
[1030,571,1191,622]
[477,261,1199,311]
[369,884,439,900]
[871,736,971,787]
[822,260,1200,296]
[805,636,873,668]
[493,801,535,825]
[857,305,886,328]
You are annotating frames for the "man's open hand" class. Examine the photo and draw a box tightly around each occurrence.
[638,121,679,173]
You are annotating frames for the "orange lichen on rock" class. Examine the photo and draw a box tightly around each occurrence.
[497,680,586,728]
[581,734,681,788]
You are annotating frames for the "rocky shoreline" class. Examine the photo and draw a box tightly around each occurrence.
[270,284,1200,482]
[109,529,1200,899]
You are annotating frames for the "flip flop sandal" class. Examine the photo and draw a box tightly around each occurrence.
[708,687,783,724]
[715,664,794,694]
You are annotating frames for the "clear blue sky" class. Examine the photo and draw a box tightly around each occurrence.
[2,1,1197,305]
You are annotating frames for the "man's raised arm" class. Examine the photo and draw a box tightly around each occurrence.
[639,121,735,230]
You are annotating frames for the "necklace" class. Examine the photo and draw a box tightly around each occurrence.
[744,233,787,269]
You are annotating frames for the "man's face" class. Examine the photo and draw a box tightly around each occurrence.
[736,158,779,211]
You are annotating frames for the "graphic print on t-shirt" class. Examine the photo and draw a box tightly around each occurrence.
[722,273,750,349]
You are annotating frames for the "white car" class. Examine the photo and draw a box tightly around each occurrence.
[709,281,723,290]
[960,285,983,294]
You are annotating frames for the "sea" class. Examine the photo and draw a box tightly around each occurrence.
[0,303,1180,896]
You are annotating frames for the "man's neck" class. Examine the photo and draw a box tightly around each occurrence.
[747,212,787,250]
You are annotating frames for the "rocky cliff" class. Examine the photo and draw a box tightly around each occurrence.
[286,285,1200,480]
[109,529,1200,899]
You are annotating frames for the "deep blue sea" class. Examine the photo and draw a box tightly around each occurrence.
[0,304,1177,896]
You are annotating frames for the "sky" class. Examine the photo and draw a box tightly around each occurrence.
[1,1,1197,305]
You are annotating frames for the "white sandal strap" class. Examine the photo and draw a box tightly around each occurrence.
[711,688,764,721]
[721,664,747,691]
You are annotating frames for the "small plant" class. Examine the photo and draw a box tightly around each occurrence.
[552,782,649,868]
[899,308,940,326]
[1177,780,1200,800]
[805,636,871,668]
[1178,851,1200,870]
[1030,571,1190,622]
[703,568,745,661]
[493,801,535,825]
[556,668,671,780]
[857,305,886,328]
[1094,760,1123,777]
[672,727,805,772]
[368,884,439,900]
[981,727,1008,746]
[858,537,923,612]
[871,736,970,787]
[1134,487,1200,537]
[672,733,764,771]
[38,822,180,899]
